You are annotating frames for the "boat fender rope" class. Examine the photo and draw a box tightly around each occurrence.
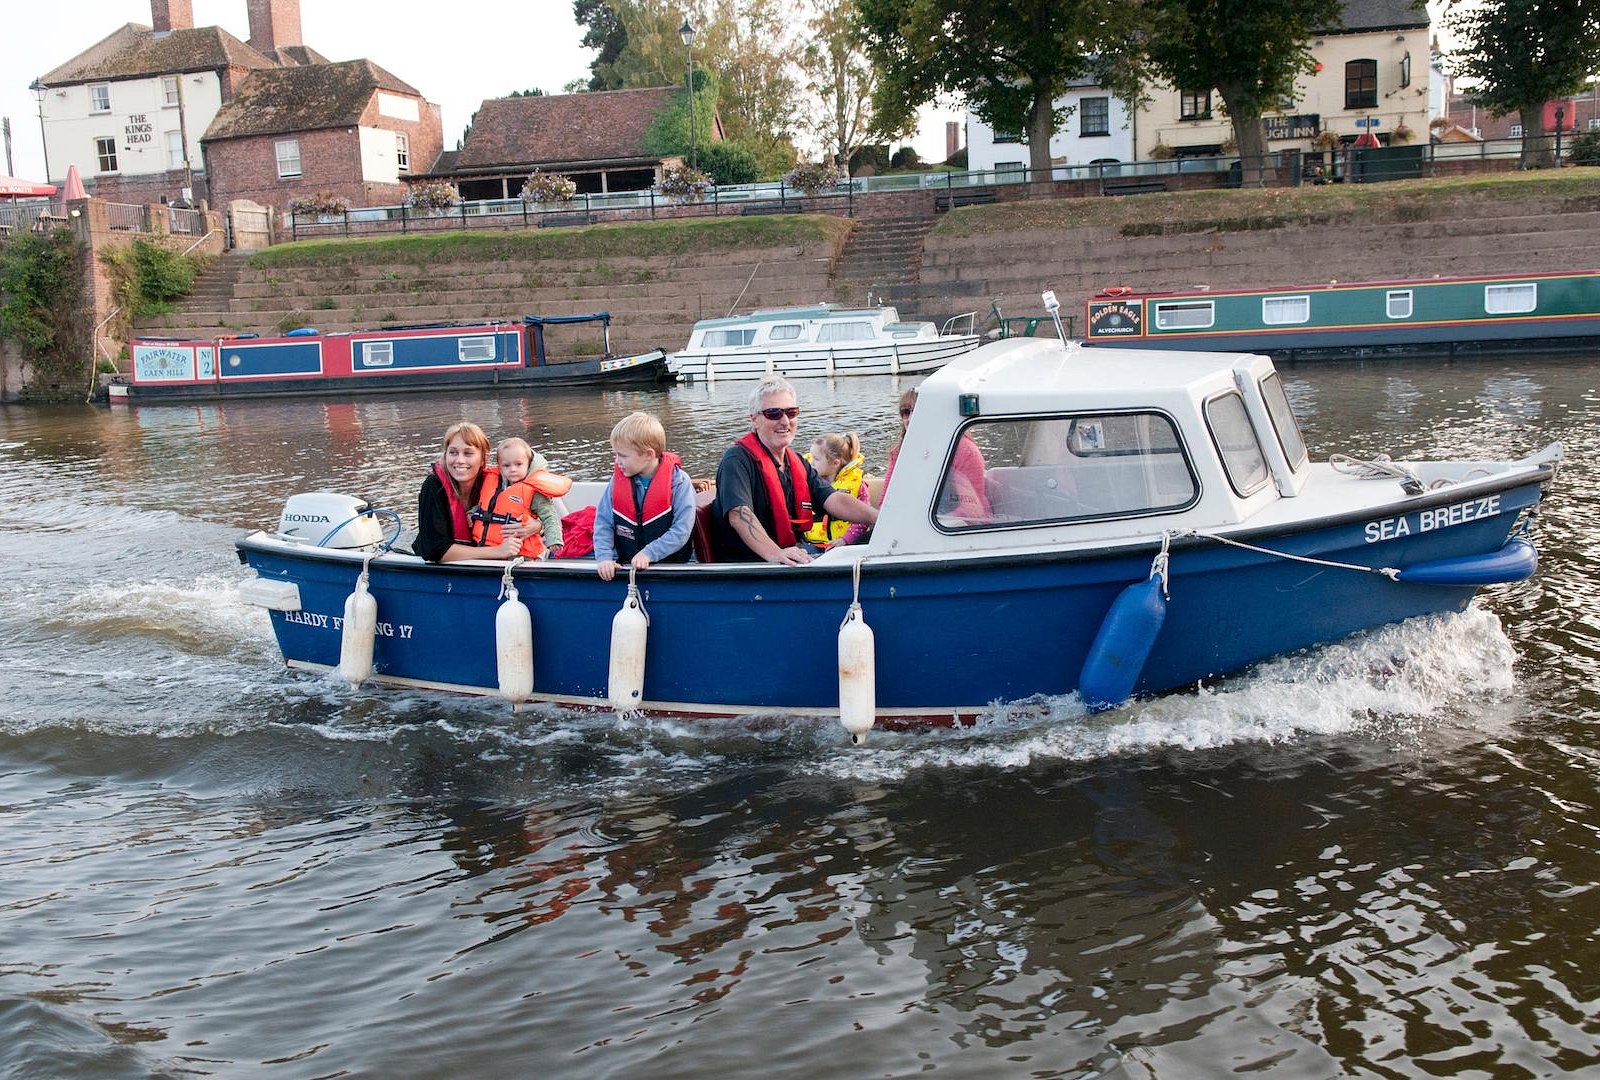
[498,556,525,601]
[1152,532,1172,599]
[1177,529,1402,581]
[1329,454,1425,496]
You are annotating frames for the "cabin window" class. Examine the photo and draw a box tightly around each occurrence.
[458,336,497,362]
[1152,301,1214,331]
[768,324,803,342]
[1262,295,1310,325]
[1484,283,1536,315]
[816,320,875,343]
[1386,290,1413,319]
[701,328,756,348]
[935,412,1198,531]
[363,341,394,367]
[1258,372,1308,469]
[1205,392,1271,495]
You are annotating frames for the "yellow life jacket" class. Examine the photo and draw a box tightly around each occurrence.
[803,454,867,545]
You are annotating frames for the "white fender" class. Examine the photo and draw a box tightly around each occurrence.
[838,601,876,745]
[338,572,377,686]
[496,581,534,704]
[608,582,649,712]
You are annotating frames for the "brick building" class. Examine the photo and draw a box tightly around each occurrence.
[203,60,442,213]
[1445,92,1600,142]
[421,87,721,201]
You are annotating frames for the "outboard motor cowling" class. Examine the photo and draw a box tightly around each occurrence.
[278,492,384,549]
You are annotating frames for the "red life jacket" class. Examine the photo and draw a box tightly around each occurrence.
[736,432,814,548]
[433,461,475,542]
[612,452,691,562]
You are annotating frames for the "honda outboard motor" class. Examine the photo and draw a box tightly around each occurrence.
[277,492,385,549]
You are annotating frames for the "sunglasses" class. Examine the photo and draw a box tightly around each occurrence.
[759,406,800,420]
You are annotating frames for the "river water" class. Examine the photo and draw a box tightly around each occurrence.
[2,353,1598,1078]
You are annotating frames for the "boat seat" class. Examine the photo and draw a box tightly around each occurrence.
[692,489,718,563]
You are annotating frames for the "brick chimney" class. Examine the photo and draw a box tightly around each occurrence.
[151,0,193,32]
[247,0,303,55]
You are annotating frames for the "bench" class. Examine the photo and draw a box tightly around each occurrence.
[537,212,596,229]
[1101,178,1168,197]
[739,203,792,216]
[933,189,998,212]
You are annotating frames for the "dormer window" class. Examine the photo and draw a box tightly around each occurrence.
[90,84,111,113]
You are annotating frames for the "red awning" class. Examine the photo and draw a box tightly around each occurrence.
[0,175,57,198]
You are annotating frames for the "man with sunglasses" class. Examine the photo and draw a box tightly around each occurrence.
[710,377,878,563]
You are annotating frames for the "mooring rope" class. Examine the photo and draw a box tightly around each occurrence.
[1175,529,1402,581]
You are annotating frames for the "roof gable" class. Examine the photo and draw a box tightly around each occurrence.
[456,87,680,169]
[42,23,277,85]
[203,59,425,141]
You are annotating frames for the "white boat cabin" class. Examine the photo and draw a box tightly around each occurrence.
[683,304,950,352]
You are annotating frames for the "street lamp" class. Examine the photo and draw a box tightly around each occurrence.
[29,78,50,182]
[679,18,697,171]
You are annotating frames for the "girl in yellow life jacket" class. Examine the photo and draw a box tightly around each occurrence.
[803,432,869,548]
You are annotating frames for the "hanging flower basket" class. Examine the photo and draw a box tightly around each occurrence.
[404,181,460,214]
[783,162,844,196]
[658,164,712,204]
[521,170,577,204]
[287,192,348,221]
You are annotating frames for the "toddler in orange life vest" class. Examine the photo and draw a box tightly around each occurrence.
[593,412,698,581]
[470,437,571,559]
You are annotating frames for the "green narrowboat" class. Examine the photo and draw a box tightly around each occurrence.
[1082,270,1600,357]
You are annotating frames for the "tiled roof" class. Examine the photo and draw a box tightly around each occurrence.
[203,59,424,141]
[1325,0,1430,33]
[42,23,277,85]
[456,87,681,169]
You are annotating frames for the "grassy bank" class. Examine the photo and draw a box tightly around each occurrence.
[933,167,1600,238]
[249,214,852,270]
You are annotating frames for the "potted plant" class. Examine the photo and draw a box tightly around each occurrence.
[1392,122,1416,144]
[521,169,578,204]
[404,181,460,215]
[1312,130,1342,152]
[658,164,712,203]
[782,162,844,196]
[286,192,349,222]
[1148,140,1176,160]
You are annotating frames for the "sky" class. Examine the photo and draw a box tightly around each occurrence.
[0,0,959,183]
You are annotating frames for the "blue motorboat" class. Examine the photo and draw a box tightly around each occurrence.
[237,336,1560,740]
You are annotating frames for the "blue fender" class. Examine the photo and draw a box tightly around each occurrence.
[1396,537,1538,586]
[1079,575,1168,712]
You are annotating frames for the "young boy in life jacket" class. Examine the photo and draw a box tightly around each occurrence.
[470,437,571,559]
[593,411,697,581]
[802,431,869,552]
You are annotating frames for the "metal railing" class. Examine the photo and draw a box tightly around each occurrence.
[107,201,145,231]
[168,206,201,234]
[282,135,1568,241]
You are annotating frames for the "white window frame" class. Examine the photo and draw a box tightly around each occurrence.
[1153,300,1215,331]
[1261,295,1310,325]
[1386,289,1413,319]
[1484,283,1536,315]
[1510,124,1523,137]
[166,130,184,170]
[768,324,803,341]
[162,76,180,106]
[395,132,410,171]
[95,136,118,172]
[1589,118,1600,132]
[702,328,755,348]
[89,84,111,113]
[275,138,302,178]
[363,341,394,367]
[458,336,497,362]
[816,320,875,343]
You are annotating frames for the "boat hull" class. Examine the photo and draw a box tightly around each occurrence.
[238,474,1545,720]
[669,335,980,382]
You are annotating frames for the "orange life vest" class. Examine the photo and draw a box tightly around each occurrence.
[470,465,573,558]
[736,432,814,548]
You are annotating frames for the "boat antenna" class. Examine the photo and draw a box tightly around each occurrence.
[1042,289,1068,342]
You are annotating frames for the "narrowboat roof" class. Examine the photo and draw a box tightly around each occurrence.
[1094,268,1600,302]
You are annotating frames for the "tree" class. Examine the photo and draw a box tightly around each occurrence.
[1142,0,1342,184]
[796,0,903,176]
[704,0,804,177]
[855,0,1145,176]
[1448,0,1600,167]
[574,0,629,90]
